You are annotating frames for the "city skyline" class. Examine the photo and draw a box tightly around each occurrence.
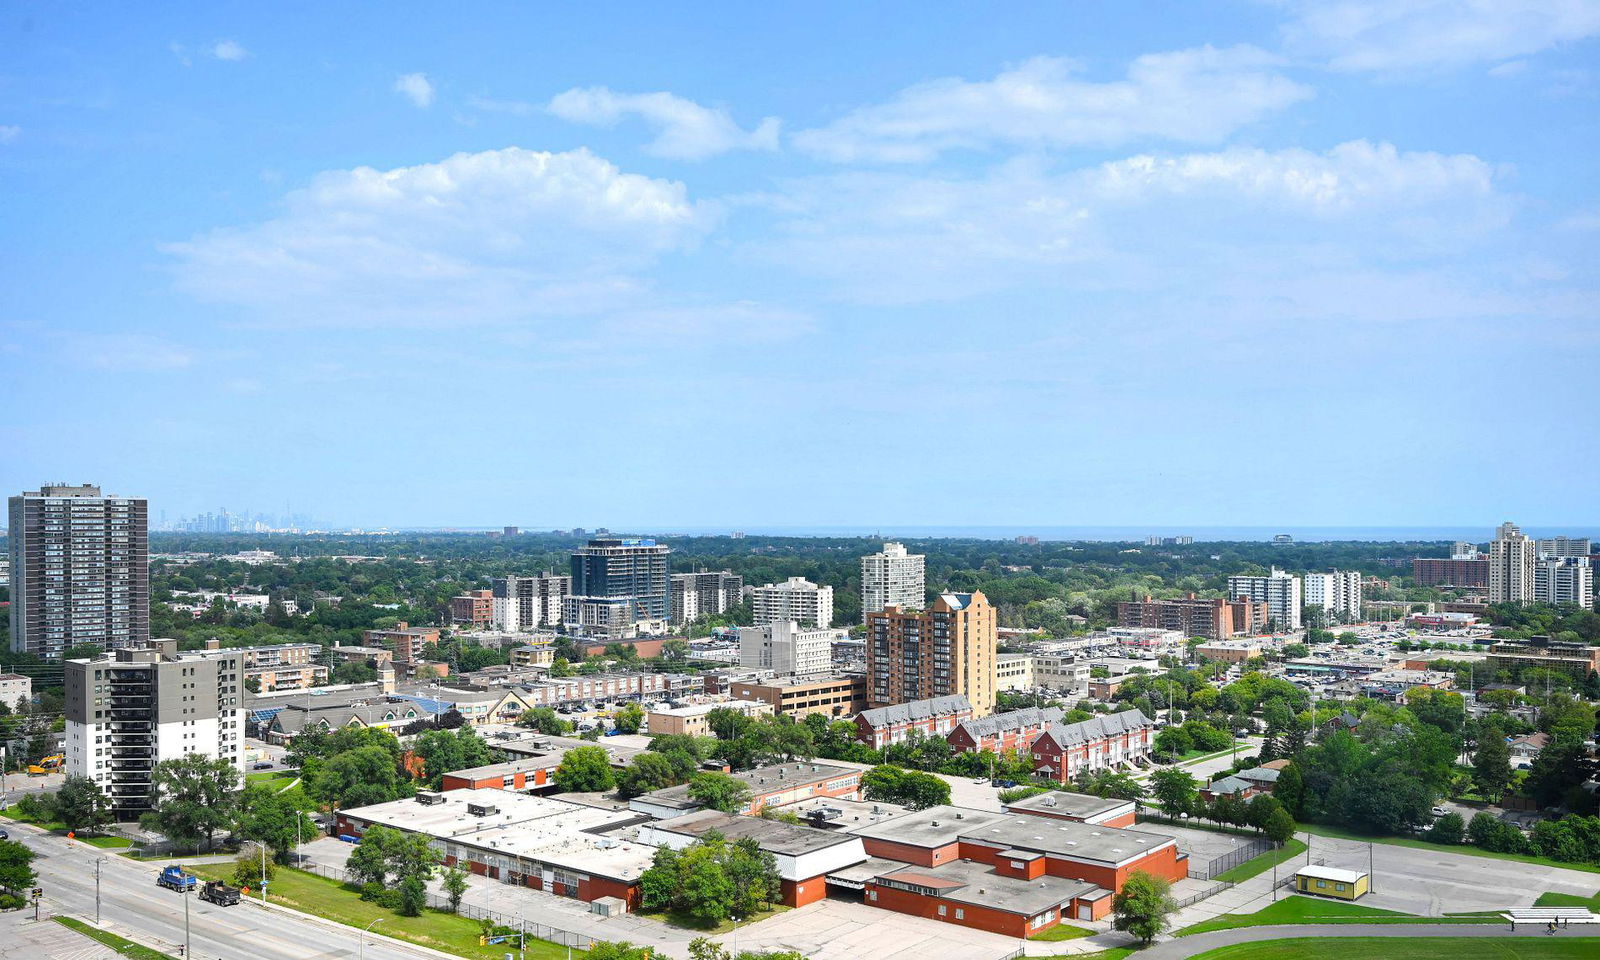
[5,3,1598,527]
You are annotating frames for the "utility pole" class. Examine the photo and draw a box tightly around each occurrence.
[1368,841,1375,894]
[95,858,105,925]
[183,884,191,959]
[260,841,268,905]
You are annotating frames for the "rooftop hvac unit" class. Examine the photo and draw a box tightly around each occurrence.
[415,791,446,805]
[467,803,499,817]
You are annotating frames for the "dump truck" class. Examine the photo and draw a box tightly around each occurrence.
[156,865,197,892]
[198,879,241,906]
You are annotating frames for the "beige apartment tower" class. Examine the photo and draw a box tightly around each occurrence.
[866,591,997,717]
[1489,522,1537,604]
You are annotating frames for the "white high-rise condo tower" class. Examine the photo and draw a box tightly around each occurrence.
[1489,522,1537,604]
[860,542,925,623]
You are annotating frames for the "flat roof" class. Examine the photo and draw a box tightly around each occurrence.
[773,796,910,830]
[444,756,561,780]
[964,819,1172,865]
[876,859,1098,916]
[1003,791,1132,820]
[846,805,1011,847]
[1297,864,1367,883]
[636,761,860,811]
[649,810,860,857]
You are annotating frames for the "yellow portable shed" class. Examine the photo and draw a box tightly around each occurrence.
[1294,864,1370,901]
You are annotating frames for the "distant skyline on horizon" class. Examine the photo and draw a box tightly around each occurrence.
[5,3,1597,524]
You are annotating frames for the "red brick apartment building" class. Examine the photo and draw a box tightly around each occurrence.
[946,705,1062,754]
[1116,594,1269,639]
[449,590,494,626]
[854,694,974,748]
[1412,557,1490,589]
[362,622,441,666]
[1029,710,1155,784]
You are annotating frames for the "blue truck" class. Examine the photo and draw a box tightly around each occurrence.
[156,865,197,892]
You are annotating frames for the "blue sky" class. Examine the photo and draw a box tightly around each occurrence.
[3,2,1598,529]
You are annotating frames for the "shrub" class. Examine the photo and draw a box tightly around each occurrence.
[0,894,24,911]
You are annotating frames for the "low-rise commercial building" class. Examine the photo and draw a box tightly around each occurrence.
[1489,636,1600,676]
[440,756,562,792]
[335,789,652,907]
[629,761,863,820]
[995,653,1034,691]
[728,675,865,720]
[645,698,773,737]
[640,810,868,907]
[1194,640,1263,664]
[1001,791,1137,828]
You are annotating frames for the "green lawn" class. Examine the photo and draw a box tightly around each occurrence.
[1037,949,1133,960]
[1029,922,1095,941]
[1300,822,1600,876]
[79,835,134,848]
[188,865,577,960]
[54,916,178,960]
[636,903,789,934]
[1187,937,1600,960]
[1214,839,1307,884]
[1177,895,1505,936]
[1534,891,1600,910]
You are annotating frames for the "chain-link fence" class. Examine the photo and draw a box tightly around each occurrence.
[293,861,595,949]
[1187,837,1275,880]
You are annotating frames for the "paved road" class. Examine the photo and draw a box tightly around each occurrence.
[11,821,449,960]
[1138,922,1599,960]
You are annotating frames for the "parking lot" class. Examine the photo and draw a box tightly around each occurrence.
[1307,831,1600,915]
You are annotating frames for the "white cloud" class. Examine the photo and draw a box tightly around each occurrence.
[1279,0,1600,72]
[547,87,780,160]
[211,40,249,61]
[752,141,1510,303]
[166,147,714,327]
[0,125,19,144]
[394,73,435,109]
[792,46,1312,163]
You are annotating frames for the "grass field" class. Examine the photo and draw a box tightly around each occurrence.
[189,864,577,960]
[1214,839,1307,884]
[54,916,178,960]
[79,835,134,848]
[1300,823,1600,876]
[1176,895,1505,936]
[1029,922,1095,941]
[1187,936,1600,960]
[1534,890,1600,910]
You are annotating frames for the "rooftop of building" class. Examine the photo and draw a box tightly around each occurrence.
[846,804,1011,847]
[957,814,1177,865]
[1041,709,1153,746]
[856,695,973,727]
[648,699,770,718]
[874,859,1099,916]
[1002,791,1132,820]
[635,761,861,811]
[444,756,563,780]
[648,809,862,857]
[952,706,1064,739]
[773,796,911,830]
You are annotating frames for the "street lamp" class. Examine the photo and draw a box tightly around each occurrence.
[731,914,742,956]
[359,917,387,960]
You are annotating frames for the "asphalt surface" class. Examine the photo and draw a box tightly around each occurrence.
[1137,923,1600,960]
[10,821,449,960]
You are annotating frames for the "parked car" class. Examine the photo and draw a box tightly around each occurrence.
[251,761,274,770]
[0,828,9,840]
[1430,805,1449,817]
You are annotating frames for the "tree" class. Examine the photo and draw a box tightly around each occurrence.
[1472,724,1512,803]
[399,875,428,917]
[637,830,780,926]
[706,708,755,742]
[235,783,319,864]
[517,707,572,736]
[305,745,412,809]
[549,657,574,678]
[554,745,616,793]
[346,825,396,886]
[617,753,681,798]
[1149,769,1198,818]
[614,702,645,735]
[232,842,277,889]
[1263,807,1297,845]
[1427,812,1465,845]
[140,753,241,851]
[53,774,113,834]
[1273,762,1306,819]
[1113,870,1177,944]
[0,839,37,898]
[411,727,497,788]
[688,771,753,813]
[861,765,950,810]
[443,867,468,913]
